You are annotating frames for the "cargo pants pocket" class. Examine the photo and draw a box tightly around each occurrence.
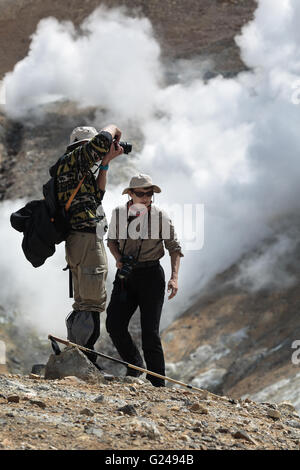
[80,266,107,305]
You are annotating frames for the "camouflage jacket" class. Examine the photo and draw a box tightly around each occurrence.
[55,131,112,230]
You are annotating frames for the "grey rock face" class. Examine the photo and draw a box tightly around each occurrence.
[44,347,106,383]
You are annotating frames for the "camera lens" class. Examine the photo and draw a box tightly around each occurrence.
[119,142,132,154]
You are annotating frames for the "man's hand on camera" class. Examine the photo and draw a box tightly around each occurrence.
[102,141,124,165]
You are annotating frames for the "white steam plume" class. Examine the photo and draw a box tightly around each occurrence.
[2,1,300,333]
[0,200,69,336]
[3,7,161,122]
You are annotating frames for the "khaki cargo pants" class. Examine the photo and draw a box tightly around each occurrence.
[65,231,108,314]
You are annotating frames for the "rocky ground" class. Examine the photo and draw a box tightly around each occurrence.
[1,354,300,451]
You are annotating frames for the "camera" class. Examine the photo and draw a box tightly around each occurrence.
[118,254,135,280]
[115,141,132,154]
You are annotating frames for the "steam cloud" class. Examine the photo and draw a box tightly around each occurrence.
[3,7,161,123]
[1,0,300,334]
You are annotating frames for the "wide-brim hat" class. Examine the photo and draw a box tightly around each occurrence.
[69,126,98,146]
[122,173,161,195]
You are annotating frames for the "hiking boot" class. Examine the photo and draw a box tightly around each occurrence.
[31,364,46,376]
[93,362,115,381]
[126,367,143,378]
[146,375,165,387]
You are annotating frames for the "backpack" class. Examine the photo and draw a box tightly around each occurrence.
[10,154,75,267]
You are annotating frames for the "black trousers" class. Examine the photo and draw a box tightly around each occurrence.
[106,264,166,386]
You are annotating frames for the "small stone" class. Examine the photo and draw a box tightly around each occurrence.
[7,395,20,403]
[190,403,208,414]
[2,438,12,448]
[93,394,105,403]
[244,398,253,404]
[85,427,103,438]
[130,418,160,439]
[217,427,229,434]
[29,399,46,409]
[29,374,42,380]
[267,409,281,420]
[232,430,256,444]
[170,406,180,411]
[80,408,94,417]
[118,404,137,416]
[274,423,285,430]
[190,403,200,411]
[192,427,202,433]
[121,377,145,385]
[25,444,36,450]
[278,402,297,413]
[60,376,84,384]
[285,420,300,430]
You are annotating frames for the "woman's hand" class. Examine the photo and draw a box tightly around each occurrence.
[167,278,178,300]
[116,260,123,269]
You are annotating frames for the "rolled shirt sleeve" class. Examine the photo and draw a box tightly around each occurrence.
[161,211,184,257]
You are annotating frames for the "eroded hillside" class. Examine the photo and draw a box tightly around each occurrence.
[0,0,256,80]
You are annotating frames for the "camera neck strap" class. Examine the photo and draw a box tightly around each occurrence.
[121,238,144,263]
[121,226,144,264]
[121,201,151,262]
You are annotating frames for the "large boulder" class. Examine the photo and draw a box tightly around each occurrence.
[44,346,106,383]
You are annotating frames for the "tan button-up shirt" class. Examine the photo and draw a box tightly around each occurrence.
[107,203,184,262]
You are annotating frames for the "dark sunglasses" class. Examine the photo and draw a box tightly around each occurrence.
[132,189,154,197]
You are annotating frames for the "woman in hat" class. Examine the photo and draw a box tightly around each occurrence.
[106,174,184,386]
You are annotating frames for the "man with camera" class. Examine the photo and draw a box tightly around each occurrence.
[106,174,183,386]
[56,124,124,368]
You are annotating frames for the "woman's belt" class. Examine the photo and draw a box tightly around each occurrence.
[133,260,160,269]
